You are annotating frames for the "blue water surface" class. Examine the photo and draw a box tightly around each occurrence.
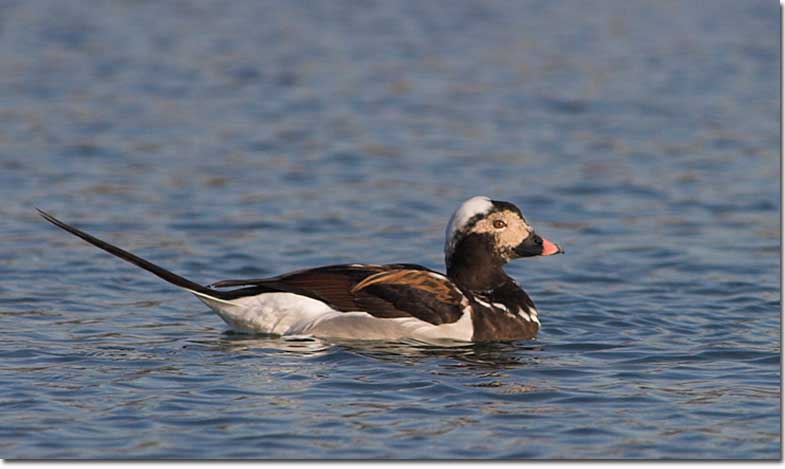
[0,0,780,459]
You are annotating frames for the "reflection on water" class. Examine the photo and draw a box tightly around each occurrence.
[0,0,778,460]
[192,333,541,370]
[342,340,542,370]
[197,333,335,355]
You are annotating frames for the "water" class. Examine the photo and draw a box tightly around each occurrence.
[0,0,779,459]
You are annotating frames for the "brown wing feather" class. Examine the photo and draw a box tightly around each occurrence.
[264,267,410,318]
[212,264,410,318]
[211,264,466,325]
[352,270,462,304]
[209,264,386,289]
[351,269,465,324]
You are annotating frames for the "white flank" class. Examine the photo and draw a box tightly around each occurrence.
[388,310,474,342]
[192,291,336,335]
[191,291,475,342]
[444,195,493,258]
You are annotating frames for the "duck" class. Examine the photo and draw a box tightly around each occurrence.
[38,196,563,343]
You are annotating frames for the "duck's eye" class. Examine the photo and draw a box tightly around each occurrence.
[493,219,507,229]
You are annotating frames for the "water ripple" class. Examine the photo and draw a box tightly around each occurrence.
[0,0,778,460]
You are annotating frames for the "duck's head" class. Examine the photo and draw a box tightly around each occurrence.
[444,196,563,272]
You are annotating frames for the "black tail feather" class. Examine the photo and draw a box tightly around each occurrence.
[37,209,222,299]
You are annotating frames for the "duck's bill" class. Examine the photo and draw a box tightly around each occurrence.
[513,233,564,257]
[540,237,563,256]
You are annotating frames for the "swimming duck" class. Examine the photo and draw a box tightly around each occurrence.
[38,196,562,342]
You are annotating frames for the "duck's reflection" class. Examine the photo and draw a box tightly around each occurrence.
[195,332,334,355]
[196,331,541,370]
[345,339,541,370]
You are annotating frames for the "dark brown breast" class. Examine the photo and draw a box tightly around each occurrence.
[466,283,540,342]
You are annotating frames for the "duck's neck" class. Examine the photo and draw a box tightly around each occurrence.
[446,235,510,293]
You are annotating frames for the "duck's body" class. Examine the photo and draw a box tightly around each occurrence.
[195,263,539,342]
[39,196,562,343]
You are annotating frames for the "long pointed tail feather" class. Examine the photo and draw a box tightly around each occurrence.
[37,209,224,299]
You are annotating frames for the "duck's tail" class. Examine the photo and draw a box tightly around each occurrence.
[37,209,225,300]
